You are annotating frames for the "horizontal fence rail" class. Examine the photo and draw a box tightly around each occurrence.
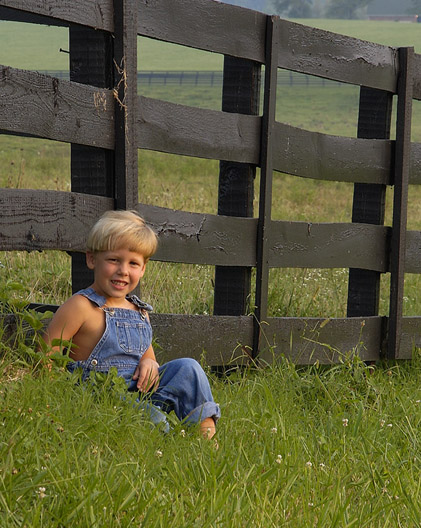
[1,0,421,364]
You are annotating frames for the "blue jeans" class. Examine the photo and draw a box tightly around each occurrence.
[127,358,221,430]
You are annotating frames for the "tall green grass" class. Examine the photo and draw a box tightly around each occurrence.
[1,349,421,527]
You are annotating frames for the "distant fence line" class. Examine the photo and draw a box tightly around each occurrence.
[37,70,343,87]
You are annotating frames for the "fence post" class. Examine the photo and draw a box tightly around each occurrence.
[252,15,279,359]
[113,0,138,210]
[347,87,392,319]
[387,47,414,359]
[69,26,114,292]
[213,57,261,316]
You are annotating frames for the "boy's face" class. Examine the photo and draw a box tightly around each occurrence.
[86,248,146,300]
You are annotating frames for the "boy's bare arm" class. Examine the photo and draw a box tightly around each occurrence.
[132,344,160,392]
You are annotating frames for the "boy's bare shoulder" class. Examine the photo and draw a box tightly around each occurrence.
[57,293,96,314]
[50,294,96,330]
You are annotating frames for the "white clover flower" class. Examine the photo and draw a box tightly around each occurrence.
[37,487,47,499]
[319,463,326,468]
[380,420,385,427]
[180,429,186,437]
[342,418,349,427]
[275,454,283,464]
[271,427,278,434]
[155,450,163,458]
[306,461,312,468]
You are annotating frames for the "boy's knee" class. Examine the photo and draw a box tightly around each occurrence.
[164,358,205,379]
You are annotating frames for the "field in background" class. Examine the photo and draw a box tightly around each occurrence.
[1,18,421,317]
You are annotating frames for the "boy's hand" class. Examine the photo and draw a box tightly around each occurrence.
[133,357,160,392]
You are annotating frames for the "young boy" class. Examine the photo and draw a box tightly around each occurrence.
[43,210,220,438]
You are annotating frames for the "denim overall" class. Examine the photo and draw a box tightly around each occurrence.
[67,288,220,430]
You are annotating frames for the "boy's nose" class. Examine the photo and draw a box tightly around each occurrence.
[118,263,129,275]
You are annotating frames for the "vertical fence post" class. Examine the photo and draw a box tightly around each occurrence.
[347,87,393,318]
[69,26,114,293]
[213,57,261,316]
[113,0,138,210]
[252,15,279,359]
[387,47,414,359]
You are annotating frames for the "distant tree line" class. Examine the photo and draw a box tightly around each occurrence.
[223,0,421,18]
[270,0,375,19]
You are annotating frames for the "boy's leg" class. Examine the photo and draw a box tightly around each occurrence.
[151,358,220,430]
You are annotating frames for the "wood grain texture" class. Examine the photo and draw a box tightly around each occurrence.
[0,189,113,251]
[273,122,393,184]
[400,317,421,359]
[0,0,113,30]
[269,221,390,272]
[150,314,383,365]
[137,0,266,62]
[277,19,398,92]
[136,203,257,267]
[0,66,114,148]
[259,316,383,364]
[137,96,259,163]
[405,230,421,273]
[149,313,253,365]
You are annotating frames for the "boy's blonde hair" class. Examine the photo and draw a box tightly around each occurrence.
[86,210,158,261]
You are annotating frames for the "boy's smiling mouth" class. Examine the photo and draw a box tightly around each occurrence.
[111,280,128,287]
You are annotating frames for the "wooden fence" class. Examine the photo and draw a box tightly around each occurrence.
[1,0,421,366]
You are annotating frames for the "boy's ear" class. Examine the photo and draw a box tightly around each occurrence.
[139,260,147,278]
[86,251,95,270]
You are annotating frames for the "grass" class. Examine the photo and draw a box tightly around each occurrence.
[1,340,421,527]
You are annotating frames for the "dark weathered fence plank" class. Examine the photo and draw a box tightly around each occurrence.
[0,0,114,31]
[137,0,266,63]
[410,143,421,184]
[400,317,421,359]
[253,16,279,357]
[137,204,391,271]
[214,56,260,316]
[149,313,253,365]
[347,87,392,319]
[273,123,392,184]
[136,204,257,267]
[0,189,113,251]
[387,47,414,360]
[269,221,389,272]
[405,231,421,273]
[151,314,383,365]
[277,20,398,93]
[0,66,114,148]
[137,96,260,163]
[259,316,383,364]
